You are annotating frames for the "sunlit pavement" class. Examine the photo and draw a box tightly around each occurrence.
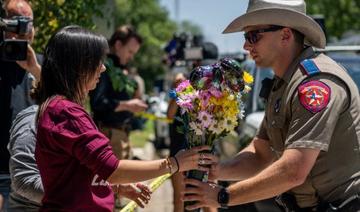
[132,143,174,212]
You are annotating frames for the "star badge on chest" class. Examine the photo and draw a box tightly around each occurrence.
[298,80,331,113]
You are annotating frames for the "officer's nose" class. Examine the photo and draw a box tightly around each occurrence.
[243,40,252,51]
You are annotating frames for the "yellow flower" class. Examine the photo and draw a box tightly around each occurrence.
[227,94,235,101]
[209,96,222,105]
[243,71,254,84]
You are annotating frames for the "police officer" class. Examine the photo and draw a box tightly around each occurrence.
[182,0,360,211]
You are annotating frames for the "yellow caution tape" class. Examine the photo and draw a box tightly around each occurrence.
[119,173,172,212]
[134,112,173,123]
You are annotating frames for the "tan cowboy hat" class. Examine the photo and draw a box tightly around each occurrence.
[223,0,326,48]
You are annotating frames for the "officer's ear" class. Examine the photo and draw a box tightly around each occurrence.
[280,27,292,44]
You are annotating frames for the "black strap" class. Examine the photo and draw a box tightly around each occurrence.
[259,77,275,100]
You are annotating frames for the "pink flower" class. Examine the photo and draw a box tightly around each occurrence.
[177,98,193,110]
[176,80,191,92]
[199,91,211,108]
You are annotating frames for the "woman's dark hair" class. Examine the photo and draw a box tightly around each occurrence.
[33,25,108,105]
[108,25,143,48]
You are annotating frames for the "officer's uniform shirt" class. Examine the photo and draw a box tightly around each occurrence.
[257,47,360,207]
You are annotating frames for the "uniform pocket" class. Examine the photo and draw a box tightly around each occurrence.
[268,115,285,129]
[267,115,286,153]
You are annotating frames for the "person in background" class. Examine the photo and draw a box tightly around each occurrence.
[128,67,145,100]
[128,67,147,131]
[167,73,187,212]
[0,0,41,210]
[167,42,219,212]
[7,105,42,211]
[33,25,217,211]
[183,0,360,211]
[90,25,148,161]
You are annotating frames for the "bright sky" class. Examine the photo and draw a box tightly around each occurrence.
[159,0,249,54]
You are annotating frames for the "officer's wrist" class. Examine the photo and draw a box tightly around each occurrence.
[217,186,229,209]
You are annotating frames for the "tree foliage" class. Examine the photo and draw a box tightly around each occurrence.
[179,20,202,35]
[30,0,107,52]
[307,0,360,39]
[114,0,178,92]
[30,0,201,91]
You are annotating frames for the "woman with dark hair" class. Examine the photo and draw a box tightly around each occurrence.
[34,26,217,211]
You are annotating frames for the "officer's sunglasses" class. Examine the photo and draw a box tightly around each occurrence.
[244,25,284,44]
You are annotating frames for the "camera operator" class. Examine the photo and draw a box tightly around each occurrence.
[0,0,42,210]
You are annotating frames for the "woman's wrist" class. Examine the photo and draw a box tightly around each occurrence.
[111,184,120,194]
[165,157,179,174]
[169,157,179,173]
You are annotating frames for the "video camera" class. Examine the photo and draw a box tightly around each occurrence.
[0,16,32,61]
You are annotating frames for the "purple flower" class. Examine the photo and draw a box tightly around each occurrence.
[209,87,222,98]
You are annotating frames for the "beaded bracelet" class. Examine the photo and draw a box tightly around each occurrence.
[165,157,173,174]
[173,156,180,173]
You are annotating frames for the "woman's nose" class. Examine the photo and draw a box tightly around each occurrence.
[100,64,106,72]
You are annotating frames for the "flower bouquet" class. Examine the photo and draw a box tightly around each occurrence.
[170,58,253,211]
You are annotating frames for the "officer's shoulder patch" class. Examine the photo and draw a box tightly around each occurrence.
[300,59,321,76]
[298,80,331,113]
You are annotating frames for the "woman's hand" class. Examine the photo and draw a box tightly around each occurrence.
[174,146,219,172]
[114,183,152,208]
[208,163,220,182]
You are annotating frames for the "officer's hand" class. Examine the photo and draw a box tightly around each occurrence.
[115,183,152,208]
[182,179,221,209]
[16,45,41,81]
[115,99,148,113]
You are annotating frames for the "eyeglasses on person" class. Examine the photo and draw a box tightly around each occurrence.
[244,25,284,44]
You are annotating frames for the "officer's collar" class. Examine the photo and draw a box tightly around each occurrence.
[282,47,316,84]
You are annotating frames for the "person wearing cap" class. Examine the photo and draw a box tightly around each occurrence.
[182,0,360,211]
